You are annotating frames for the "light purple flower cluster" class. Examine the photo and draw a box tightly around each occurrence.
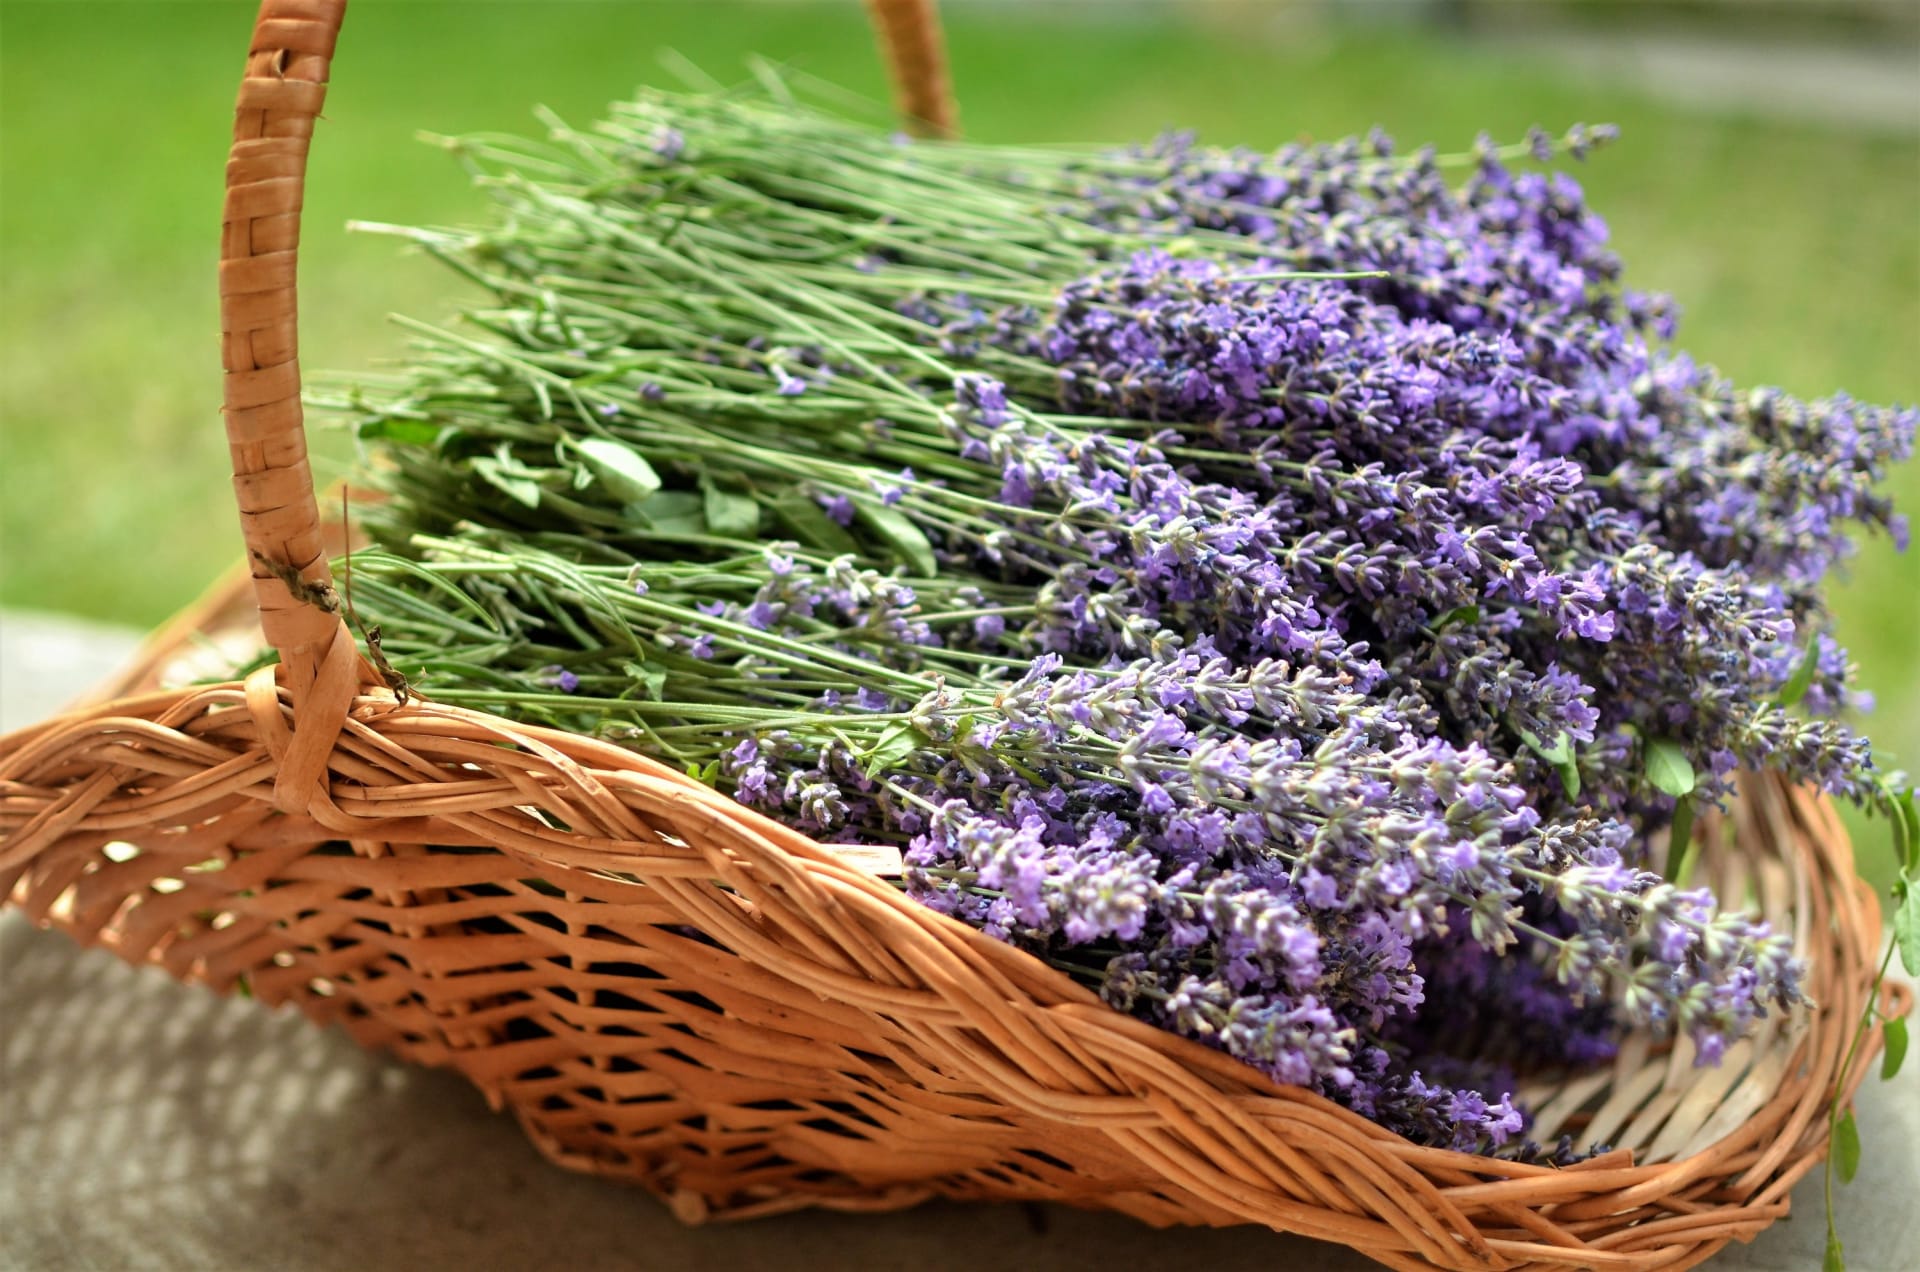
[968,250,1894,815]
[938,371,1382,682]
[694,552,1803,1155]
[1081,126,1668,399]
[1045,132,1911,792]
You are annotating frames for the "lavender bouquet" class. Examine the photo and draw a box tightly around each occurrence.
[306,86,1916,1185]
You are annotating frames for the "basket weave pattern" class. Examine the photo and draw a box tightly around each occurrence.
[0,3,1902,1269]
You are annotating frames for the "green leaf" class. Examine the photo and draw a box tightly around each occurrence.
[701,479,760,537]
[1431,604,1480,632]
[629,490,707,535]
[1897,788,1919,875]
[575,437,661,503]
[1517,725,1572,766]
[864,721,928,779]
[1890,792,1915,877]
[1824,1228,1846,1272]
[854,497,938,577]
[1664,794,1697,884]
[1516,725,1580,800]
[1882,1016,1908,1081]
[1645,738,1697,799]
[472,457,542,508]
[771,491,860,555]
[1777,634,1821,708]
[1833,1109,1861,1184]
[1895,880,1920,978]
[356,414,442,447]
[623,661,667,703]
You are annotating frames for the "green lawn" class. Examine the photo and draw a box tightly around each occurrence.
[2,0,1915,878]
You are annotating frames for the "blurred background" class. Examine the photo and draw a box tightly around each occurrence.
[2,0,1916,883]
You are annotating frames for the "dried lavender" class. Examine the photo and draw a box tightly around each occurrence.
[308,85,1912,1157]
[961,250,1899,818]
[342,533,1799,1152]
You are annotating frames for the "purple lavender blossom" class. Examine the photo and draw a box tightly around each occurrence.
[538,665,580,694]
[651,126,685,163]
[820,493,856,526]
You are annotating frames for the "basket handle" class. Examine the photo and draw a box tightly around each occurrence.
[865,0,956,137]
[219,0,954,733]
[220,0,352,737]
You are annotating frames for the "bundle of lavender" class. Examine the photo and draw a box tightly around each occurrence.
[310,85,1916,1163]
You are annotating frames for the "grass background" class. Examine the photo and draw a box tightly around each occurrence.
[2,0,1915,881]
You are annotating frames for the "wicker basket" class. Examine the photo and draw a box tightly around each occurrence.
[0,3,1905,1268]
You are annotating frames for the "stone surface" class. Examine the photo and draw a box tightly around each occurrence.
[0,609,147,733]
[2,611,1913,1270]
[1482,28,1920,133]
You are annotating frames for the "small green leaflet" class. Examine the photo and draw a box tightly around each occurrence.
[1889,790,1914,876]
[701,479,760,537]
[1518,726,1572,766]
[1644,738,1697,798]
[623,661,667,703]
[1516,725,1580,800]
[472,456,542,507]
[1882,1016,1908,1081]
[1894,787,1919,875]
[1663,795,1697,884]
[1777,633,1821,709]
[630,490,706,535]
[864,721,929,779]
[1832,1109,1861,1184]
[771,491,861,555]
[1895,879,1920,978]
[1651,743,1696,882]
[575,437,661,503]
[357,414,443,447]
[1824,1229,1845,1272]
[1431,604,1480,632]
[854,496,938,577]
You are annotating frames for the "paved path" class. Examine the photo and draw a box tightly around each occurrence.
[2,609,1913,1270]
[1483,28,1919,133]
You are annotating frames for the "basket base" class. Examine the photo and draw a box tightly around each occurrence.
[5,912,1916,1272]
